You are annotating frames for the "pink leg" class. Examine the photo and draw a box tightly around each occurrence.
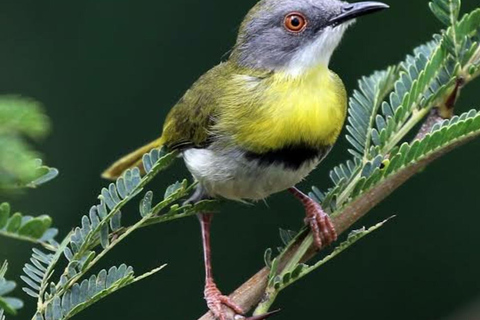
[198,213,244,320]
[288,187,337,249]
[199,214,282,320]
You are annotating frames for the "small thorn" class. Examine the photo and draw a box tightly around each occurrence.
[243,309,281,320]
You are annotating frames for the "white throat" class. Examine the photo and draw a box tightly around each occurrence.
[284,22,353,77]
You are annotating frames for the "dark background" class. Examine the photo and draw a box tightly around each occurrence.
[1,1,480,319]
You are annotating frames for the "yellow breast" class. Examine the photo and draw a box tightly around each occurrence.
[217,65,347,153]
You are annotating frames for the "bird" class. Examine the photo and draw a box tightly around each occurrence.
[102,0,388,319]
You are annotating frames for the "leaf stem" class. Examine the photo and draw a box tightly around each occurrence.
[383,107,431,152]
[253,233,313,315]
[0,230,56,251]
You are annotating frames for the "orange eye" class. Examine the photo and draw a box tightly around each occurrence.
[284,12,307,33]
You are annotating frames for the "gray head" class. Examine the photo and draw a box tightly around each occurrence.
[231,0,388,76]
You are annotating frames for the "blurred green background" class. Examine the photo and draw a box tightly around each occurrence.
[1,1,480,319]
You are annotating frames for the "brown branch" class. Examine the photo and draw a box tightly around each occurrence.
[198,115,478,320]
[415,77,464,141]
[414,108,445,141]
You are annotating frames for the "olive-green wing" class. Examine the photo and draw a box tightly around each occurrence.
[161,62,272,150]
[161,62,233,149]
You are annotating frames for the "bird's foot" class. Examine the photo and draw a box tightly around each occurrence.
[289,187,337,249]
[205,282,244,320]
[304,199,337,249]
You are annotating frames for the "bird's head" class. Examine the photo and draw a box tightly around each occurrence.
[231,0,388,77]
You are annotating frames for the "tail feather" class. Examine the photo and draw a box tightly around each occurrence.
[102,138,164,180]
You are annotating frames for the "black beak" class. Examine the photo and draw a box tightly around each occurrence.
[329,1,389,26]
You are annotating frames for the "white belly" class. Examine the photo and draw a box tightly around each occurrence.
[183,148,319,201]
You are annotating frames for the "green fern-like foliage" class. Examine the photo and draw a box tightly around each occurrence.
[23,148,217,320]
[254,0,480,314]
[322,39,455,207]
[430,0,461,27]
[0,262,23,316]
[268,218,391,293]
[0,96,60,319]
[317,0,480,212]
[0,96,58,191]
[0,203,58,249]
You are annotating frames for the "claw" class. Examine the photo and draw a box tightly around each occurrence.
[242,309,281,320]
[289,187,337,249]
[205,281,245,320]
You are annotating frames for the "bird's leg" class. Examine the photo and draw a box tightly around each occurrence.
[198,213,244,320]
[288,187,337,249]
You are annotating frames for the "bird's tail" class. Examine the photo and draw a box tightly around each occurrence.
[102,137,164,180]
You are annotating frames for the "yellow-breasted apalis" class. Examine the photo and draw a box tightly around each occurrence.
[103,1,388,319]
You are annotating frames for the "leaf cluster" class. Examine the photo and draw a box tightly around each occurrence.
[0,97,59,319]
[0,96,57,190]
[268,219,390,293]
[0,262,23,316]
[0,203,58,249]
[23,148,217,320]
[318,0,480,213]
